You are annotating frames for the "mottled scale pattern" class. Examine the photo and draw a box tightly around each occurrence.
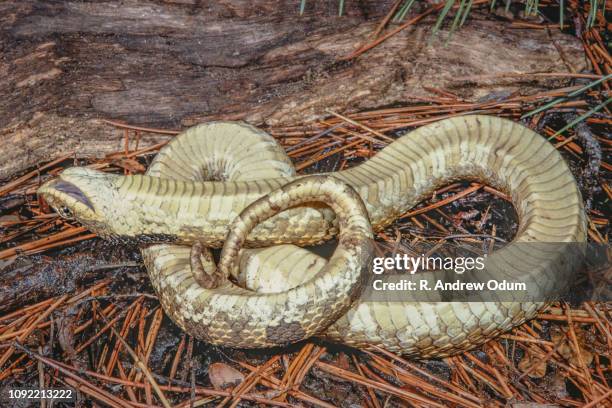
[39,116,586,355]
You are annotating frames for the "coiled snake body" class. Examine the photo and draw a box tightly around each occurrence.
[39,115,586,357]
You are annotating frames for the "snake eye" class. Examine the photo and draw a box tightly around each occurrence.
[59,206,73,218]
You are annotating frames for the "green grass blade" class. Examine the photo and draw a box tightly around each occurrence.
[391,0,410,23]
[394,0,417,22]
[300,0,306,15]
[490,0,497,11]
[521,73,612,119]
[338,0,345,16]
[401,0,417,20]
[460,0,474,26]
[526,0,540,16]
[431,0,456,39]
[566,74,612,98]
[549,96,611,139]
[393,1,407,22]
[560,0,564,29]
[450,0,467,35]
[587,0,599,27]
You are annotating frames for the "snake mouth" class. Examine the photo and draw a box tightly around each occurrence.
[52,180,95,211]
[38,178,96,219]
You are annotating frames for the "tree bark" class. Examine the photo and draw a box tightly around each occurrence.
[1,0,587,180]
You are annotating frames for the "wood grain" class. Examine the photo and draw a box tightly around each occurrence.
[1,0,586,180]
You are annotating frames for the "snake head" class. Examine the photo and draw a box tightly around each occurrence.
[38,167,119,231]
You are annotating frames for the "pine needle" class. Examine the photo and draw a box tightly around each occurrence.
[300,1,597,35]
[549,96,612,139]
[393,0,417,22]
[521,74,612,119]
[431,0,456,40]
[449,0,468,37]
[587,0,600,28]
[460,0,474,27]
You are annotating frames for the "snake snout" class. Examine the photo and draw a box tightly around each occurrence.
[37,167,119,228]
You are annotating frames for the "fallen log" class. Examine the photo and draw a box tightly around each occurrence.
[1,1,586,180]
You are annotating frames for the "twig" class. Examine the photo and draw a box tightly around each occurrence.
[99,313,172,408]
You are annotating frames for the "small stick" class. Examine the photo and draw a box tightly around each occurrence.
[583,302,612,348]
[237,360,335,408]
[564,305,594,395]
[0,226,89,260]
[366,346,481,404]
[499,334,554,346]
[0,295,67,368]
[351,355,380,408]
[341,2,446,60]
[75,299,142,354]
[225,356,279,408]
[100,314,172,408]
[64,377,131,408]
[455,72,606,81]
[101,119,180,135]
[38,345,46,408]
[315,361,446,407]
[14,343,133,408]
[370,0,403,39]
[401,184,483,218]
[582,389,612,408]
[326,110,395,143]
[170,334,186,380]
[0,153,72,197]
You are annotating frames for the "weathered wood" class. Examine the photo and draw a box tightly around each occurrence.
[1,0,586,180]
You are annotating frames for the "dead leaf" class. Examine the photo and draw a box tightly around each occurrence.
[518,349,547,378]
[208,362,245,390]
[542,371,568,400]
[111,158,146,174]
[56,304,87,370]
[551,325,594,367]
[336,352,351,371]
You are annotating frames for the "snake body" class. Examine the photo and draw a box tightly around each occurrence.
[38,115,586,357]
